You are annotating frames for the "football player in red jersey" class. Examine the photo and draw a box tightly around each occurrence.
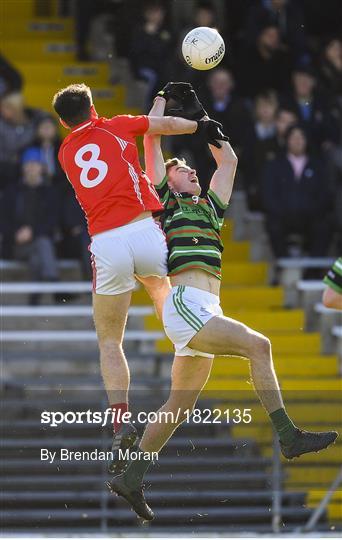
[52,83,225,479]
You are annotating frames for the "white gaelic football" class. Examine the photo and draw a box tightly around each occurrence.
[182,26,225,71]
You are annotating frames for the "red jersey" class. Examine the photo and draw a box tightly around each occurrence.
[58,110,163,236]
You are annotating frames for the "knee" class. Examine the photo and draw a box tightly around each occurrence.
[250,333,272,359]
[99,338,123,356]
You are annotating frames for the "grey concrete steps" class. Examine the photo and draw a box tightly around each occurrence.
[2,330,164,355]
[0,505,314,527]
[1,456,272,474]
[0,489,306,507]
[2,305,153,331]
[0,260,82,281]
[1,471,271,490]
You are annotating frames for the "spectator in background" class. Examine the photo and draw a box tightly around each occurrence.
[193,0,217,28]
[318,38,342,100]
[274,107,298,151]
[129,1,173,109]
[0,92,45,191]
[237,23,292,99]
[242,91,279,210]
[281,66,339,150]
[34,116,91,280]
[35,116,65,185]
[9,148,60,304]
[262,125,333,260]
[168,1,219,88]
[244,0,308,62]
[0,54,23,97]
[202,69,251,155]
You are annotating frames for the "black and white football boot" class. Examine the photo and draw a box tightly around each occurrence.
[108,422,139,474]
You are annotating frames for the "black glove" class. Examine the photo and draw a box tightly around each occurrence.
[157,82,207,120]
[196,119,229,148]
[156,82,193,102]
[166,89,208,120]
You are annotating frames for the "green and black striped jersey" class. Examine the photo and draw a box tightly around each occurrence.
[155,176,228,279]
[324,257,342,294]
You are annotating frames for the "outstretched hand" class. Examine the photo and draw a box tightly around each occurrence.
[157,82,193,102]
[156,82,207,121]
[196,119,229,148]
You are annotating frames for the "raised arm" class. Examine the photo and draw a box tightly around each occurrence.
[208,140,238,206]
[144,96,167,185]
[146,114,197,136]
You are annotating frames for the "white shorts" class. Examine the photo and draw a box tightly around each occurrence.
[89,217,168,295]
[162,285,223,358]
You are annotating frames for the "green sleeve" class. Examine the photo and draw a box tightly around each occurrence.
[324,257,342,294]
[155,176,170,206]
[207,189,229,229]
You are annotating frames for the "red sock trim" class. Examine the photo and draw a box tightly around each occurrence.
[111,402,128,433]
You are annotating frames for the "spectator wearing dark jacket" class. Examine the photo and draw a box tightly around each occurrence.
[242,91,279,210]
[34,116,65,186]
[274,107,298,151]
[237,23,292,99]
[129,2,173,109]
[318,38,342,101]
[281,66,340,150]
[262,125,333,258]
[34,116,91,279]
[0,92,46,191]
[0,54,23,97]
[11,148,60,291]
[243,0,308,61]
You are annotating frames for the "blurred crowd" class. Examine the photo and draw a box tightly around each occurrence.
[0,89,92,299]
[0,0,341,297]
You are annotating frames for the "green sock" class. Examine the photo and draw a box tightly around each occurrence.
[123,451,152,490]
[269,407,297,445]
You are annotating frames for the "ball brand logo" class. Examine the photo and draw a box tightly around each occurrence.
[185,55,192,66]
[205,43,224,64]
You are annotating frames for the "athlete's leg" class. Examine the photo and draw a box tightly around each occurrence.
[140,355,213,453]
[188,316,338,457]
[188,315,283,413]
[108,353,213,511]
[93,291,132,405]
[136,275,171,320]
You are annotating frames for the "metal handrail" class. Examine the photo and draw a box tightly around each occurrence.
[271,428,282,534]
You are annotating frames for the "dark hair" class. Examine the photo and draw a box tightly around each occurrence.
[197,1,216,12]
[292,65,316,78]
[284,124,309,147]
[276,107,298,119]
[52,84,92,127]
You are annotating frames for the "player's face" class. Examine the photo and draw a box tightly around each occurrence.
[168,165,201,196]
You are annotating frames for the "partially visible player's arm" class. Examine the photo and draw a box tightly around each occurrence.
[208,140,238,205]
[146,110,197,135]
[322,287,342,310]
[144,96,166,185]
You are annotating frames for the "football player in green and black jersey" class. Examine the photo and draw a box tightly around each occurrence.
[107,83,338,521]
[323,257,342,310]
